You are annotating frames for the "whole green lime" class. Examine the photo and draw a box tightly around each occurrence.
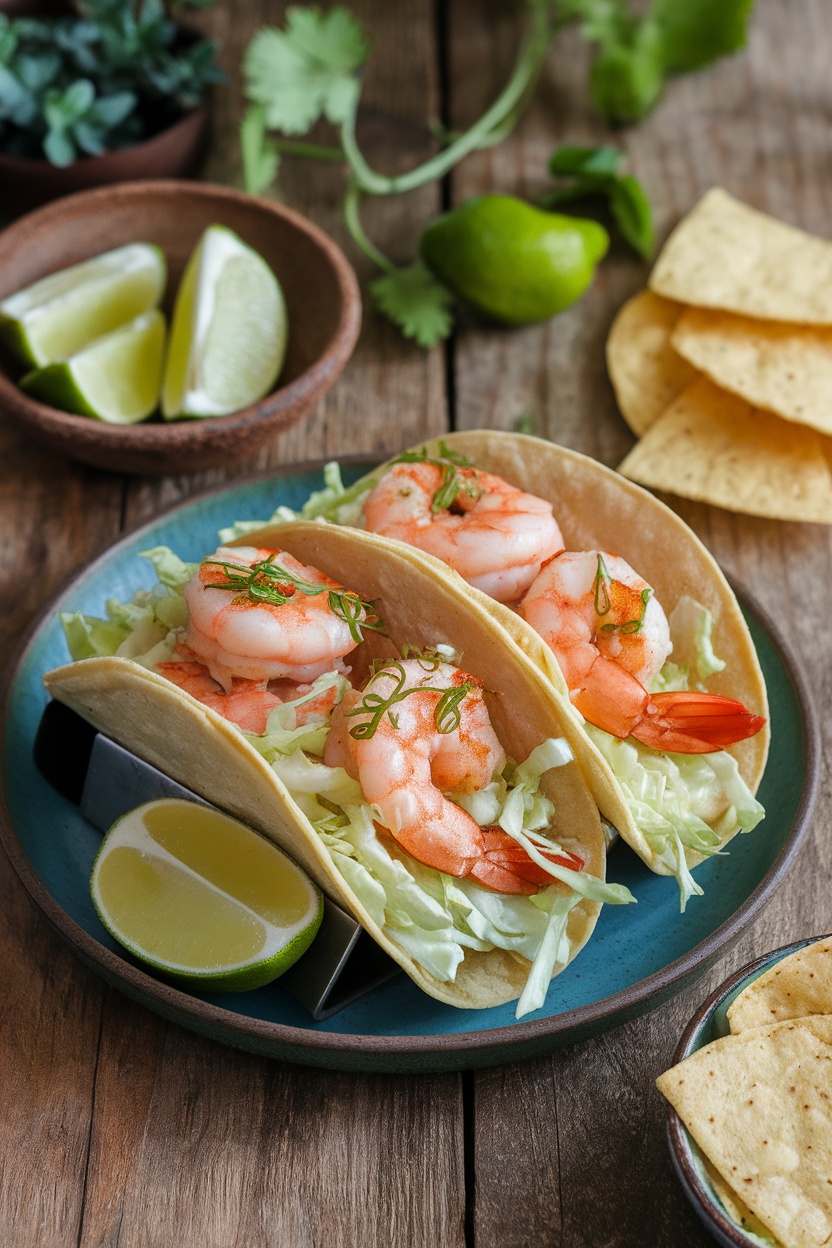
[420,195,609,326]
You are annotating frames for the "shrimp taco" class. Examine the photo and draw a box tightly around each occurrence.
[45,521,633,1018]
[231,431,770,907]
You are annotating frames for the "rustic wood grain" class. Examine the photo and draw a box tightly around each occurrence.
[0,5,463,1248]
[1,0,830,1245]
[448,0,832,1244]
[123,0,448,529]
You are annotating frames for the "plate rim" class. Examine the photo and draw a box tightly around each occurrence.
[0,457,821,1067]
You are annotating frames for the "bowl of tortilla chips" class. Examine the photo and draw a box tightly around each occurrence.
[659,935,832,1247]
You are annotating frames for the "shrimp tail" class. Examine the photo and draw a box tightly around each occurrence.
[630,691,766,754]
[467,829,585,896]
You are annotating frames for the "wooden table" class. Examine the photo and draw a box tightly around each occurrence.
[1,2,829,1243]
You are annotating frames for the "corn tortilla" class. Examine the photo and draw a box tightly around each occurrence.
[728,940,832,1034]
[44,523,608,1012]
[352,430,769,878]
[657,1016,832,1248]
[672,308,832,437]
[606,290,699,435]
[618,377,832,524]
[650,188,832,324]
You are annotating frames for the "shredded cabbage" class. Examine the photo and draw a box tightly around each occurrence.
[61,547,194,667]
[218,461,379,542]
[586,599,764,911]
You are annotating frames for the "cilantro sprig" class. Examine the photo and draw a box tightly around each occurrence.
[540,144,653,258]
[239,0,756,346]
[203,554,385,643]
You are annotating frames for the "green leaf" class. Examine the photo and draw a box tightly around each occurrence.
[43,126,76,166]
[608,174,653,257]
[243,6,369,137]
[541,144,654,258]
[590,18,665,124]
[240,103,280,195]
[370,263,455,348]
[514,412,538,436]
[549,143,621,177]
[88,89,135,127]
[653,0,754,73]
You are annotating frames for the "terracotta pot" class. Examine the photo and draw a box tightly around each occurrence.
[0,0,210,214]
[0,180,362,475]
[0,107,209,215]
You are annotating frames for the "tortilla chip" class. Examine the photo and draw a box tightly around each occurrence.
[703,1157,778,1239]
[672,308,832,437]
[657,1016,832,1248]
[650,188,832,324]
[728,940,832,1033]
[618,377,832,524]
[606,291,700,435]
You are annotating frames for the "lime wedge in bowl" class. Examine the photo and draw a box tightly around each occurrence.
[162,224,288,420]
[90,799,324,992]
[0,243,166,367]
[20,309,166,424]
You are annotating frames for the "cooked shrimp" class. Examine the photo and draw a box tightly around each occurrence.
[361,461,563,603]
[157,659,340,735]
[182,546,368,689]
[156,661,284,733]
[519,550,765,753]
[324,658,585,895]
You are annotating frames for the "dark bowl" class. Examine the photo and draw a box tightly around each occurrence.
[0,0,210,214]
[665,935,829,1247]
[0,180,362,474]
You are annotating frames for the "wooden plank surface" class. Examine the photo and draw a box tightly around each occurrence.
[0,1,830,1245]
[448,2,832,1246]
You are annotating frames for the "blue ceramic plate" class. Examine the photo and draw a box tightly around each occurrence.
[665,935,828,1247]
[0,463,820,1073]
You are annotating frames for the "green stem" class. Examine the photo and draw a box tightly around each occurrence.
[271,140,345,162]
[343,183,397,274]
[339,5,555,196]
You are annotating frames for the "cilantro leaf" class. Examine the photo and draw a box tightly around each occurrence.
[243,6,370,136]
[370,263,455,348]
[549,144,621,177]
[514,412,539,436]
[608,173,653,257]
[653,0,754,73]
[240,103,279,195]
[541,143,654,258]
[589,17,665,124]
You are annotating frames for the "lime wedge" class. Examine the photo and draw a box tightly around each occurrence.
[162,224,288,420]
[0,243,166,367]
[90,799,323,992]
[21,309,166,424]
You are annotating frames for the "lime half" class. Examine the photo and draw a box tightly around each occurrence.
[0,243,166,367]
[90,799,323,992]
[162,225,288,420]
[21,309,166,424]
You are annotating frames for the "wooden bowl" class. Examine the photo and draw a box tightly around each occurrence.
[0,181,362,475]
